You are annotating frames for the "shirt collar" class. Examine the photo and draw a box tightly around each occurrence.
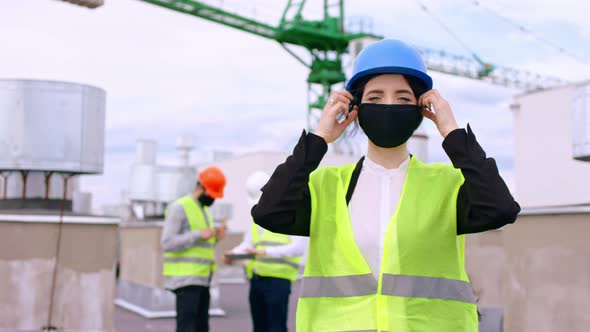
[363,154,410,176]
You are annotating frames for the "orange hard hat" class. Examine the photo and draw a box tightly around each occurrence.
[198,166,226,199]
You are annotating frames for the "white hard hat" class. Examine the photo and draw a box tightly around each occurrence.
[246,171,270,205]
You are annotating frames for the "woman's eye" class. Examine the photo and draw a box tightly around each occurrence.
[368,96,380,102]
[398,97,412,103]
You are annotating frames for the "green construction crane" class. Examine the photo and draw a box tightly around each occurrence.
[136,0,381,132]
[58,0,565,133]
[133,0,563,132]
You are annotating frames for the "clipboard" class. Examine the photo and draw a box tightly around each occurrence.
[224,253,255,260]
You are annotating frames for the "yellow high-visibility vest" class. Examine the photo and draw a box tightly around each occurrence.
[245,222,301,281]
[297,157,478,332]
[162,195,217,285]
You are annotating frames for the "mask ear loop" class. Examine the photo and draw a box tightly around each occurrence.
[336,99,357,123]
[421,103,434,114]
[345,96,361,119]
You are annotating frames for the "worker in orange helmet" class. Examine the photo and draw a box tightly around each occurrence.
[161,166,227,332]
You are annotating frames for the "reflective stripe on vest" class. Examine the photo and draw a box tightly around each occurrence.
[300,274,475,304]
[297,157,478,332]
[253,241,285,247]
[162,195,216,279]
[300,274,377,298]
[245,223,302,281]
[163,257,215,264]
[257,257,300,269]
[381,274,476,304]
[190,242,214,248]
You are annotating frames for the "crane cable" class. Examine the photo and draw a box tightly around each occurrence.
[470,0,588,64]
[413,0,485,64]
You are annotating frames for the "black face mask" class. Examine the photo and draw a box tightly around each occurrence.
[358,104,423,148]
[198,193,215,207]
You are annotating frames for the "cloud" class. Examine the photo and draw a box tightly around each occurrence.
[520,55,590,82]
[479,0,590,35]
[3,0,586,208]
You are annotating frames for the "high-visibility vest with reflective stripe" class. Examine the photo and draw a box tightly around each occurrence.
[297,157,478,332]
[162,195,217,281]
[245,222,301,281]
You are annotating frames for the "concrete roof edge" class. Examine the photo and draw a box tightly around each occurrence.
[520,205,590,216]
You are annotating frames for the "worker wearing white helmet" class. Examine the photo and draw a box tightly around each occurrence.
[224,171,307,332]
[252,39,520,331]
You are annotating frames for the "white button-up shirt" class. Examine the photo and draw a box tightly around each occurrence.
[349,155,410,278]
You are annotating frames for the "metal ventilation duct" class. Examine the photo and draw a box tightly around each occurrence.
[0,79,106,210]
[0,79,106,174]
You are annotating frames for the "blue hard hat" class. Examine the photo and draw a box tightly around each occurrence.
[346,39,433,91]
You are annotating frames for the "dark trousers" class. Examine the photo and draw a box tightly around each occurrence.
[173,285,210,332]
[249,275,292,332]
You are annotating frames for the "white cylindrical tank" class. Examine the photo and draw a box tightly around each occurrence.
[0,79,106,174]
[128,164,158,202]
[573,82,590,161]
[157,166,184,203]
[128,140,158,202]
[135,140,157,165]
[176,135,194,151]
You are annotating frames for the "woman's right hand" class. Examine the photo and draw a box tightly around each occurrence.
[314,90,358,144]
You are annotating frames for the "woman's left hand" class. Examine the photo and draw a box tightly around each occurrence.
[418,89,459,138]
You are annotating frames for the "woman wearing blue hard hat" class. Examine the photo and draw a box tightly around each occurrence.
[252,39,519,332]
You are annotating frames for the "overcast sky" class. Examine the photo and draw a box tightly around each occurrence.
[2,0,589,209]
